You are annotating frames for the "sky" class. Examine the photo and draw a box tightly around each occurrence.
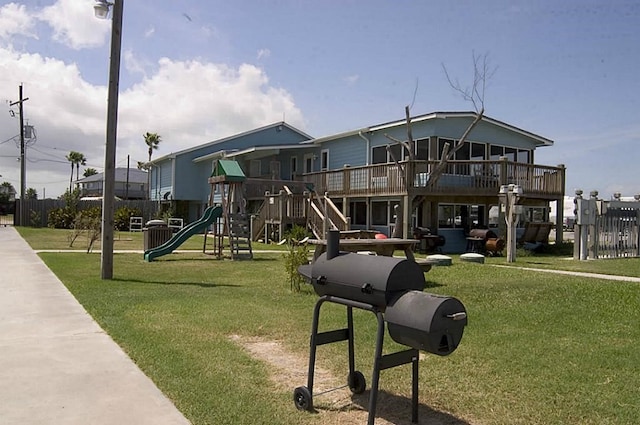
[0,0,638,200]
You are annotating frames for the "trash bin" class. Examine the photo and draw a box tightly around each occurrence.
[143,220,173,251]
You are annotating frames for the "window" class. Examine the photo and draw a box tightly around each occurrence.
[303,154,313,174]
[504,147,516,161]
[269,161,281,179]
[489,145,529,163]
[517,149,530,163]
[471,142,485,161]
[388,144,402,163]
[321,149,329,171]
[438,138,455,159]
[490,145,503,160]
[249,160,261,177]
[350,201,367,225]
[372,146,387,164]
[371,201,388,225]
[438,204,485,229]
[290,156,298,180]
[372,144,404,164]
[415,138,429,160]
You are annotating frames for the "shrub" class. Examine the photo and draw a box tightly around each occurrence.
[29,210,41,228]
[114,206,142,231]
[48,207,76,229]
[282,225,312,292]
[67,208,102,252]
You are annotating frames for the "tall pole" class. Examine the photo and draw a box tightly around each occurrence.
[10,84,28,225]
[100,0,124,279]
[125,154,130,200]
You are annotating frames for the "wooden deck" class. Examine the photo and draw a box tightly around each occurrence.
[300,159,565,200]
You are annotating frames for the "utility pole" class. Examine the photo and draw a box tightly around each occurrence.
[10,84,29,225]
[125,154,130,200]
[98,0,124,279]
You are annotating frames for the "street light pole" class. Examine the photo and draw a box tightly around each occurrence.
[10,84,28,225]
[96,0,124,279]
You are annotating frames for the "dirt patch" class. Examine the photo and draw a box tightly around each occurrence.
[229,335,471,425]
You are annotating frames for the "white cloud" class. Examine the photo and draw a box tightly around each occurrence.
[144,26,155,38]
[0,47,305,198]
[0,3,38,41]
[119,59,305,149]
[38,0,109,49]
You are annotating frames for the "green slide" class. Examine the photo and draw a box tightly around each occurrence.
[144,205,223,262]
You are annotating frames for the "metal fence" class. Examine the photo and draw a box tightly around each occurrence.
[574,196,640,259]
[15,199,161,228]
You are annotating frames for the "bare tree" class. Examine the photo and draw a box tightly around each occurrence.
[428,51,497,187]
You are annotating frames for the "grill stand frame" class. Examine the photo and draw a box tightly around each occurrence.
[294,294,419,425]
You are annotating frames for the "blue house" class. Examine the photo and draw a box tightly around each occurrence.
[149,122,313,220]
[149,111,565,252]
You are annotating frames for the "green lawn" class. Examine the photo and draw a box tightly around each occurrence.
[17,228,640,424]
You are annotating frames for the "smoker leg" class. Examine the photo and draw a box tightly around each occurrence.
[347,306,355,376]
[307,297,326,395]
[367,311,386,425]
[346,306,366,394]
[295,297,327,412]
[412,354,419,423]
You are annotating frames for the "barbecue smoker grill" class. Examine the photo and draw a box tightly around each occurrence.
[467,228,505,256]
[294,230,467,425]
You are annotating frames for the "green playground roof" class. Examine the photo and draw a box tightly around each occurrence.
[211,159,246,182]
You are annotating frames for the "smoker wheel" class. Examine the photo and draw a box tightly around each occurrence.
[293,386,313,411]
[348,371,366,394]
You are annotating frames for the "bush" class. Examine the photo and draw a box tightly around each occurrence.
[114,206,142,231]
[29,210,41,228]
[48,207,76,229]
[282,225,312,292]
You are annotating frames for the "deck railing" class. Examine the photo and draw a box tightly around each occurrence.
[244,178,309,199]
[303,159,565,198]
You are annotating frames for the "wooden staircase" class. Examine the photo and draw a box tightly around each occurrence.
[306,191,350,238]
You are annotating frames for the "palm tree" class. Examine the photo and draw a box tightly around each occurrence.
[65,151,82,192]
[143,132,161,162]
[26,187,38,200]
[75,153,87,181]
[83,168,98,177]
[143,132,161,200]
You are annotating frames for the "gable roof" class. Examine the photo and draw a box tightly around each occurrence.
[76,168,147,184]
[153,122,313,163]
[193,144,311,163]
[308,111,554,147]
[211,159,246,182]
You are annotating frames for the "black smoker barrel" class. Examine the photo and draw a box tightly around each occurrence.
[298,252,425,309]
[386,291,467,355]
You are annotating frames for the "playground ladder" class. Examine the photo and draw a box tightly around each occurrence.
[228,213,253,260]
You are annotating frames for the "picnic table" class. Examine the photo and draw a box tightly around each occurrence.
[307,238,418,262]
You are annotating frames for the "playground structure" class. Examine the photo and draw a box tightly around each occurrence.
[207,160,254,260]
[574,191,640,260]
[144,206,222,262]
[144,160,254,261]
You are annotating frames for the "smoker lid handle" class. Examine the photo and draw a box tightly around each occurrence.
[446,312,467,321]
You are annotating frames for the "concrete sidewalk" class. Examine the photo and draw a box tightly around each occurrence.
[0,226,191,425]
